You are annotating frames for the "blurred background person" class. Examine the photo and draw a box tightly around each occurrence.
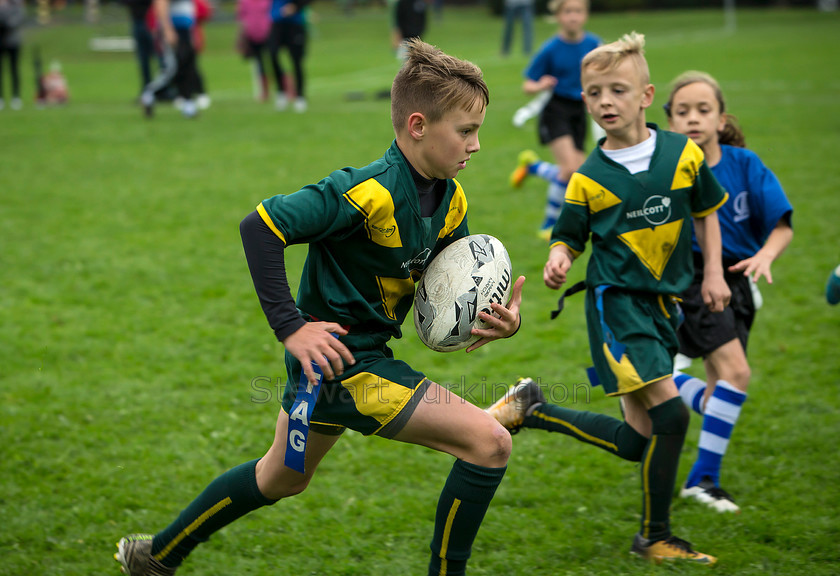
[268,0,310,112]
[191,0,212,109]
[509,0,600,238]
[237,0,272,101]
[140,0,202,118]
[0,0,25,110]
[394,0,427,60]
[123,0,154,101]
[500,0,534,58]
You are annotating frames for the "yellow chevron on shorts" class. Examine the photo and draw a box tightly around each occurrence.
[603,343,647,396]
[438,498,462,576]
[154,497,232,561]
[532,410,618,452]
[340,373,423,428]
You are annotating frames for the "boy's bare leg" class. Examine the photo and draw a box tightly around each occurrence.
[256,410,343,499]
[395,382,511,576]
[548,135,585,183]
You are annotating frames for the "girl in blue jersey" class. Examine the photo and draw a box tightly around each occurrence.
[664,70,793,513]
[509,0,600,237]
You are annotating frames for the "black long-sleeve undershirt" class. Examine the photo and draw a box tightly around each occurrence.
[240,151,444,342]
[240,210,305,342]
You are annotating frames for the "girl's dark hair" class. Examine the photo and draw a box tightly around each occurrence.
[664,70,746,148]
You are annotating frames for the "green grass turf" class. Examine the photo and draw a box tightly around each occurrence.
[1,4,838,575]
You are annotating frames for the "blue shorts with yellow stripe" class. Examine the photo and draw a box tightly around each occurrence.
[585,286,681,397]
[282,337,430,438]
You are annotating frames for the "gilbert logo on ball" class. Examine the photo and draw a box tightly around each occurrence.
[414,234,512,352]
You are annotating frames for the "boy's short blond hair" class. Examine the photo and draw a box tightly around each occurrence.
[547,0,588,14]
[391,39,489,133]
[581,31,650,86]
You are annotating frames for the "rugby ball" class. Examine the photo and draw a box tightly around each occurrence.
[413,234,513,352]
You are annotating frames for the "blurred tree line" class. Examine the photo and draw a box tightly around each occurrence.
[485,0,818,15]
[26,0,822,24]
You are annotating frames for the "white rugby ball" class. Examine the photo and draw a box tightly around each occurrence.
[413,234,513,352]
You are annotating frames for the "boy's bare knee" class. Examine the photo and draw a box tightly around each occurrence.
[260,477,310,501]
[492,423,513,462]
[718,365,751,392]
[256,461,313,500]
[732,366,751,391]
[471,421,512,467]
[282,479,311,498]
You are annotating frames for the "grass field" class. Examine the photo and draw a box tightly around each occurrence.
[1,3,839,575]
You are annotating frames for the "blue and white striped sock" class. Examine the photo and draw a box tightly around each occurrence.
[530,160,561,184]
[673,370,706,415]
[540,181,566,230]
[686,380,747,487]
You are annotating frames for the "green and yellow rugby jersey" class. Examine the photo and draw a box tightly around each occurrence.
[257,140,469,341]
[551,124,727,295]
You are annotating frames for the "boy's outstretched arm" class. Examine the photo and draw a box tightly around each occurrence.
[240,211,355,384]
[693,211,731,313]
[466,276,526,352]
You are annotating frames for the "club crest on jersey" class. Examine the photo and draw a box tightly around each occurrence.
[401,247,432,270]
[733,191,750,223]
[626,195,672,226]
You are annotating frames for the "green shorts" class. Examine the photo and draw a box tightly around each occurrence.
[282,341,430,438]
[585,286,680,397]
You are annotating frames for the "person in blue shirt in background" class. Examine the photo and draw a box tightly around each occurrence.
[508,0,600,238]
[664,70,793,513]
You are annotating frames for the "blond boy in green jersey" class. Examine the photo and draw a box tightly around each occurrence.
[489,32,729,565]
[115,39,525,576]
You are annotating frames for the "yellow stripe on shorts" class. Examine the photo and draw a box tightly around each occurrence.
[340,372,425,431]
